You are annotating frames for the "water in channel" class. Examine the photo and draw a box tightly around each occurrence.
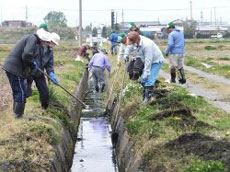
[70,80,118,172]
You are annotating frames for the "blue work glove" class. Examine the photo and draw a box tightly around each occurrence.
[32,61,38,69]
[49,72,58,85]
[125,56,129,63]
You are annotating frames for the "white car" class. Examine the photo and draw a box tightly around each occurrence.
[210,33,223,39]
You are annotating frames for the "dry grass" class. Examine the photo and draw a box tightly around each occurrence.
[0,41,84,171]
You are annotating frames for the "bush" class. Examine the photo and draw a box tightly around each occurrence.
[204,46,216,50]
[184,160,227,172]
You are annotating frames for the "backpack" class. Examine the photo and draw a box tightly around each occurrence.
[127,58,144,80]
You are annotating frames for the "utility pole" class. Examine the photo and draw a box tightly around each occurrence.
[210,9,212,24]
[214,7,216,25]
[25,6,28,22]
[79,0,82,46]
[190,0,193,20]
[0,4,2,27]
[200,11,203,24]
[122,9,124,31]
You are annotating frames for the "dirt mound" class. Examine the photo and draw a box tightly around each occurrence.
[149,107,210,128]
[165,133,230,168]
[149,107,193,120]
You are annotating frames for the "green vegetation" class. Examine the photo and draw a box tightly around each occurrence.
[185,160,227,172]
[114,77,230,171]
[204,45,216,50]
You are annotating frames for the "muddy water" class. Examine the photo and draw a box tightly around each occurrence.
[70,84,118,172]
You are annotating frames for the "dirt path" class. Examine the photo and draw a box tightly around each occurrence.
[160,70,230,112]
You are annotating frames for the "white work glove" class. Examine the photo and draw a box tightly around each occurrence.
[125,56,129,63]
[142,72,149,81]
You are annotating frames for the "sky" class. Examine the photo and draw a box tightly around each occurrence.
[1,0,230,27]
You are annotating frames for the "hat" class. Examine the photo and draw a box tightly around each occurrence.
[117,33,127,43]
[166,22,175,29]
[50,32,60,45]
[39,24,48,31]
[127,22,136,30]
[36,28,51,42]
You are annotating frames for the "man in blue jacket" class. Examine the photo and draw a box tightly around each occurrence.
[165,22,186,84]
[109,31,118,55]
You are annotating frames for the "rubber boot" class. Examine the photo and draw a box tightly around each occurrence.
[41,102,49,110]
[100,83,105,93]
[170,68,176,83]
[14,102,25,119]
[142,86,156,103]
[95,85,99,92]
[178,68,186,84]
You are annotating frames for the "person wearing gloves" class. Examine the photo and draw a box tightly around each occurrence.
[2,28,51,118]
[165,22,186,84]
[26,32,60,110]
[125,31,164,102]
[117,32,127,67]
[88,50,111,93]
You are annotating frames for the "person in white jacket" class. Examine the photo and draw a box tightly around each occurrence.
[124,31,165,101]
[117,33,127,67]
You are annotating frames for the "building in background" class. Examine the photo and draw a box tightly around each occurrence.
[2,20,33,27]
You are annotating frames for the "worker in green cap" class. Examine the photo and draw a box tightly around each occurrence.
[127,22,142,35]
[165,22,186,84]
[39,23,48,31]
[117,33,127,66]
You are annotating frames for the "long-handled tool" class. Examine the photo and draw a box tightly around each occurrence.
[37,67,90,109]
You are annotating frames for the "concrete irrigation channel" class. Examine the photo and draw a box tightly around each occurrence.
[69,71,143,172]
[70,86,118,172]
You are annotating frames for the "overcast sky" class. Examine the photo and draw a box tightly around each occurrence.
[1,0,230,27]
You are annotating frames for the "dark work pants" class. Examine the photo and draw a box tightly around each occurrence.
[26,75,49,109]
[91,66,105,91]
[6,71,26,103]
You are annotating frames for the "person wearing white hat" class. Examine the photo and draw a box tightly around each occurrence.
[2,28,51,118]
[26,32,60,110]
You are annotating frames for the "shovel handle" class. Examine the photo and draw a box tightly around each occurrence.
[36,67,88,107]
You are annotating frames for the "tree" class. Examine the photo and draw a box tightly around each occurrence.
[44,11,67,27]
[84,25,92,34]
[92,27,98,37]
[102,26,108,38]
[184,19,198,38]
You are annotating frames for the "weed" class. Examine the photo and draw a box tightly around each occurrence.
[184,159,227,172]
[204,46,216,50]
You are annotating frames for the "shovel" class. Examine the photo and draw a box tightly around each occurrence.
[36,67,90,109]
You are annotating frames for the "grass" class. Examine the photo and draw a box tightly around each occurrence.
[107,46,230,171]
[118,80,230,171]
[156,38,230,78]
[184,55,230,78]
[0,41,85,171]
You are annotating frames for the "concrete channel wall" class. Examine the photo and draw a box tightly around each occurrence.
[50,69,88,172]
[109,96,143,172]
